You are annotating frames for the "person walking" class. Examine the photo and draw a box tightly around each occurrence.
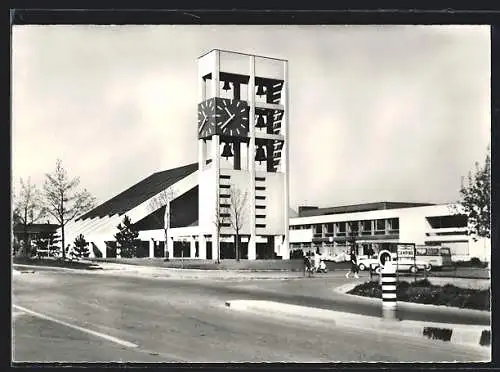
[346,248,360,279]
[303,253,312,277]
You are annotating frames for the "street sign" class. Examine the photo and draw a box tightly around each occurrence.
[378,249,392,268]
[397,245,414,258]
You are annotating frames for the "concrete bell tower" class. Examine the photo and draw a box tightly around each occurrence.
[196,49,289,260]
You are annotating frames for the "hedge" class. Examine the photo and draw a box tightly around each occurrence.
[347,279,490,311]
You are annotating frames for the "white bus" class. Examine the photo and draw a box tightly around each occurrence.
[415,246,453,270]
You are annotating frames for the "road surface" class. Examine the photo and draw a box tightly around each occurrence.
[12,270,489,363]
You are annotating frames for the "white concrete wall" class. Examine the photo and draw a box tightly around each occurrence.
[289,228,313,243]
[259,171,286,235]
[217,168,253,236]
[198,166,216,234]
[219,51,249,77]
[398,209,429,245]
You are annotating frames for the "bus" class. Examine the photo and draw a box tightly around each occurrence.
[415,246,453,270]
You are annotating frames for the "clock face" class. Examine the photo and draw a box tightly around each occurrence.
[215,98,249,137]
[197,99,215,139]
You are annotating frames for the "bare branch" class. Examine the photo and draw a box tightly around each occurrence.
[42,159,96,259]
[146,188,176,257]
[225,184,248,261]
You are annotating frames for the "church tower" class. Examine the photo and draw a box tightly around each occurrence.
[196,50,289,260]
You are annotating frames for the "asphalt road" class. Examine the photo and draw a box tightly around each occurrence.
[12,270,489,363]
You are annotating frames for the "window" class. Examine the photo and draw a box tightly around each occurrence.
[388,218,399,232]
[348,221,359,235]
[360,220,372,235]
[375,219,386,235]
[336,222,346,236]
[426,215,467,229]
[440,248,451,256]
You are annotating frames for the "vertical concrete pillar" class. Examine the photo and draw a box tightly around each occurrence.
[282,59,290,260]
[281,235,290,259]
[247,54,257,261]
[248,236,256,260]
[190,236,196,258]
[166,237,174,259]
[149,239,155,258]
[199,235,207,260]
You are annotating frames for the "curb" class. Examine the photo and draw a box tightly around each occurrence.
[11,263,303,281]
[12,264,103,272]
[224,300,490,349]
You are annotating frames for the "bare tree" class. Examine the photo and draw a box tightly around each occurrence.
[227,185,248,261]
[213,204,230,263]
[43,159,96,260]
[13,177,46,257]
[147,188,175,260]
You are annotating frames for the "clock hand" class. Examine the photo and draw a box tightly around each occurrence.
[199,116,208,133]
[224,107,232,116]
[220,114,235,130]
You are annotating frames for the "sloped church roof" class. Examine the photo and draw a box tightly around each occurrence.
[77,162,199,221]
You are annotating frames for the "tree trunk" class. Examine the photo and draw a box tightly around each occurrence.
[164,228,169,260]
[61,223,66,260]
[235,233,240,261]
[22,226,30,258]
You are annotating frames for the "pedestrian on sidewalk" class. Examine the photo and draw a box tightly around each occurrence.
[346,248,359,279]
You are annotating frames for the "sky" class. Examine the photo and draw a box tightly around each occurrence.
[12,25,491,211]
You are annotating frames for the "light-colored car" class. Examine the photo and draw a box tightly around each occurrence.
[357,253,397,271]
[357,255,379,271]
[372,257,431,273]
[322,252,350,263]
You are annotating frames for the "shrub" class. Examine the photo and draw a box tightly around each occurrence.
[413,279,432,287]
[73,234,90,259]
[348,279,490,311]
[470,257,482,265]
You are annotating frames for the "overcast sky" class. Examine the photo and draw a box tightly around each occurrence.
[12,25,490,211]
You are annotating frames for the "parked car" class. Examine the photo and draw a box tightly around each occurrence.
[323,252,350,263]
[357,252,397,271]
[372,257,431,273]
[357,255,379,271]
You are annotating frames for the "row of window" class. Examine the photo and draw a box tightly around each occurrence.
[290,218,400,236]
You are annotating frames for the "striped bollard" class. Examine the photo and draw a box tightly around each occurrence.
[381,261,397,320]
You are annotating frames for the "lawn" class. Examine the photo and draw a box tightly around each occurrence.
[13,257,102,270]
[347,279,490,311]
